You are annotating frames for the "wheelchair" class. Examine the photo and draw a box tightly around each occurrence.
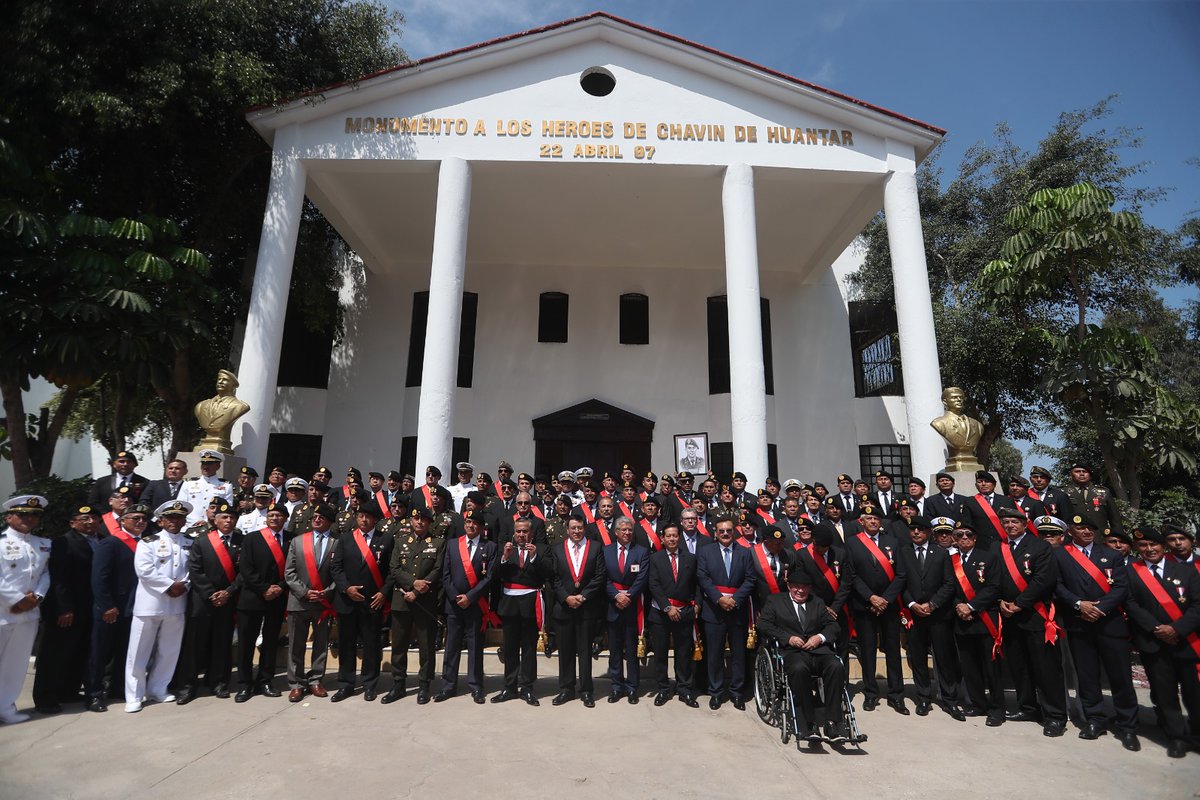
[754,639,866,749]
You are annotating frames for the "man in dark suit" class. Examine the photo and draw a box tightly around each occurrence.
[87,450,149,507]
[925,472,966,522]
[831,474,859,520]
[437,508,497,702]
[283,502,338,702]
[960,471,1018,549]
[647,523,700,707]
[1028,466,1071,520]
[86,504,144,711]
[756,563,846,741]
[947,522,1005,726]
[585,496,618,546]
[894,515,961,718]
[495,491,547,545]
[140,459,188,518]
[330,501,394,702]
[821,497,862,544]
[844,504,907,713]
[1125,527,1200,759]
[1054,512,1139,749]
[603,516,650,703]
[871,471,900,519]
[995,506,1067,736]
[33,506,104,712]
[234,502,290,701]
[549,517,607,707]
[491,518,544,705]
[794,522,855,665]
[696,514,756,709]
[177,502,240,703]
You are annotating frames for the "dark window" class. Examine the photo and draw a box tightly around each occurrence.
[710,442,734,481]
[619,293,649,345]
[452,437,470,472]
[706,295,774,395]
[767,443,779,480]
[400,436,417,477]
[848,301,904,397]
[276,293,335,389]
[265,434,323,480]
[538,292,569,343]
[405,291,479,388]
[858,444,912,483]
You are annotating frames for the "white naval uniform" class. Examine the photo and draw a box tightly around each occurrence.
[0,527,51,721]
[236,507,268,536]
[178,475,233,524]
[125,531,190,704]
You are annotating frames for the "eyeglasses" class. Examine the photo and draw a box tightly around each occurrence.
[516,500,531,505]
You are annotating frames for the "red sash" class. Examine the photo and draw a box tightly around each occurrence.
[111,526,139,553]
[353,528,385,589]
[207,532,236,583]
[951,553,1003,658]
[102,512,122,538]
[593,519,613,546]
[735,537,752,549]
[301,532,335,621]
[530,506,546,521]
[674,491,690,510]
[752,543,782,595]
[1130,562,1200,672]
[999,544,1060,644]
[855,532,912,629]
[422,485,434,509]
[611,581,645,634]
[342,484,352,499]
[457,536,500,630]
[1064,545,1112,594]
[639,519,663,551]
[973,495,1008,543]
[618,501,635,518]
[375,491,392,518]
[502,582,544,629]
[756,508,775,525]
[696,520,711,538]
[563,540,590,587]
[1027,488,1042,501]
[714,585,739,596]
[804,549,856,638]
[638,491,649,503]
[579,503,596,524]
[1017,504,1038,537]
[259,528,285,576]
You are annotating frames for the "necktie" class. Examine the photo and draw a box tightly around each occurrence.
[169,482,178,497]
[519,548,526,568]
[618,546,626,573]
[769,553,777,572]
[723,547,732,578]
[468,539,476,558]
[917,546,925,569]
[686,536,696,554]
[1082,546,1090,559]
[315,533,325,562]
[1151,562,1160,578]
[671,551,678,580]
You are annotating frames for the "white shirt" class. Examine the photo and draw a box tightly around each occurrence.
[132,531,190,616]
[179,475,233,524]
[568,539,587,575]
[237,507,268,536]
[0,527,51,626]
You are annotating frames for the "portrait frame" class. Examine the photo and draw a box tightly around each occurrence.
[674,433,709,475]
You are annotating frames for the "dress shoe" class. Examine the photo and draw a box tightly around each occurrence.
[124,700,143,713]
[962,707,987,718]
[654,692,671,707]
[1167,739,1188,758]
[330,688,353,703]
[288,688,306,703]
[234,689,253,703]
[825,722,849,744]
[150,694,176,704]
[590,642,602,660]
[1043,719,1067,737]
[552,691,575,706]
[213,684,230,699]
[1006,710,1042,723]
[417,689,431,705]
[35,704,62,715]
[0,710,31,724]
[862,696,879,711]
[491,689,516,703]
[175,689,195,706]
[363,689,377,702]
[433,690,454,703]
[1117,731,1141,752]
[518,689,540,706]
[680,694,699,708]
[627,692,639,705]
[887,698,910,716]
[309,684,327,698]
[581,693,595,708]
[381,686,406,704]
[259,684,281,698]
[709,696,723,710]
[472,692,486,704]
[88,697,107,713]
[986,713,1005,727]
[732,697,746,711]
[608,690,623,704]
[1078,721,1105,740]
[797,725,817,742]
[915,700,931,716]
[942,704,966,722]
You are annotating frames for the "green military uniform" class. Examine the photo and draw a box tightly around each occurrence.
[430,510,461,541]
[333,509,357,536]
[379,514,412,539]
[1064,482,1122,534]
[386,515,446,696]
[288,501,316,536]
[545,515,571,547]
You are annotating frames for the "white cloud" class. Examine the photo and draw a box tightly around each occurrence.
[390,0,590,58]
[812,58,836,85]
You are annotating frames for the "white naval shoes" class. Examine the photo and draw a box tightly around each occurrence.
[0,709,31,724]
[124,700,143,713]
[148,694,176,704]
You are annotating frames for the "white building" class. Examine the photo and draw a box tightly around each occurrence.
[226,12,947,491]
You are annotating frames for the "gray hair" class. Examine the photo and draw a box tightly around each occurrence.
[614,515,635,529]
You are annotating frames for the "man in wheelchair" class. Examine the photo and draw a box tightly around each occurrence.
[756,564,849,743]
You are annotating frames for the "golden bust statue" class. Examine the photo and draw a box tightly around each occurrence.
[194,369,250,455]
[929,386,986,472]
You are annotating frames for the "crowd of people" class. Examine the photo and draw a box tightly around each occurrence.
[2,450,1197,758]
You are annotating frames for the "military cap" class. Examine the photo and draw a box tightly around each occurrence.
[112,450,138,463]
[621,480,635,489]
[253,483,273,498]
[896,497,916,509]
[456,462,475,472]
[822,496,839,507]
[121,504,151,518]
[346,467,363,482]
[111,485,133,500]
[953,521,977,534]
[357,501,383,519]
[1070,462,1093,475]
[732,471,748,482]
[641,495,659,507]
[497,460,514,472]
[518,472,534,483]
[765,477,781,489]
[73,505,99,518]
[313,503,337,520]
[1068,512,1099,530]
[908,515,933,530]
[1029,466,1052,479]
[719,484,731,493]
[1106,529,1132,545]
[854,479,870,488]
[757,488,770,497]
[535,474,550,484]
[975,470,996,483]
[462,508,484,523]
[368,471,384,481]
[622,464,633,471]
[240,466,259,478]
[212,501,234,515]
[387,470,402,481]
[5,495,48,514]
[310,480,329,491]
[1162,523,1194,541]
[285,477,308,491]
[555,493,574,506]
[314,467,333,478]
[783,478,802,491]
[660,474,676,486]
[269,466,287,476]
[997,506,1026,520]
[763,525,787,542]
[477,472,492,483]
[836,474,853,483]
[467,490,488,505]
[786,561,815,585]
[801,484,814,493]
[154,500,192,518]
[208,496,223,508]
[264,500,288,514]
[935,471,954,482]
[410,506,433,521]
[198,449,223,463]
[813,482,827,492]
[575,467,593,479]
[423,465,441,479]
[930,516,957,534]
[1131,526,1164,544]
[1035,515,1067,534]
[858,504,881,519]
[811,522,837,547]
[433,485,453,502]
[874,470,892,480]
[908,477,926,489]
[558,470,577,482]
[795,517,813,532]
[1008,475,1030,488]
[643,472,657,482]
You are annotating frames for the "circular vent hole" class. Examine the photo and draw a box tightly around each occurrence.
[580,67,615,97]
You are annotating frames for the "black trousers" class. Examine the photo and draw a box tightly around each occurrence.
[441,604,485,694]
[1141,650,1200,740]
[905,615,961,704]
[236,602,286,688]
[87,614,131,700]
[500,614,539,691]
[1002,623,1067,721]
[389,604,439,689]
[177,608,235,690]
[555,614,596,693]
[34,616,92,706]
[607,613,640,694]
[1068,629,1138,733]
[783,648,845,729]
[704,616,748,698]
[956,632,1002,713]
[336,605,384,690]
[854,606,903,701]
[648,609,694,694]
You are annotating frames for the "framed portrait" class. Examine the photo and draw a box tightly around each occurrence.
[674,433,708,475]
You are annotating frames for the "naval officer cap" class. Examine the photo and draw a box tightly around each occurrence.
[930,516,957,534]
[198,449,223,463]
[253,483,273,498]
[557,470,577,483]
[456,462,475,473]
[576,467,593,478]
[1034,515,1067,534]
[155,500,193,518]
[783,478,802,491]
[5,495,49,514]
[285,477,308,491]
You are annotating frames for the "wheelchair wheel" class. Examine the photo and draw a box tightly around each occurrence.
[754,646,777,725]
[841,687,867,746]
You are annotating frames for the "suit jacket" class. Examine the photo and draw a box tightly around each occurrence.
[895,541,956,621]
[794,544,854,615]
[440,535,497,614]
[549,538,607,620]
[747,543,791,609]
[1054,542,1129,637]
[585,518,619,546]
[187,529,242,616]
[696,542,756,625]
[1124,559,1200,658]
[678,529,714,557]
[632,517,666,552]
[43,530,100,620]
[91,532,138,617]
[960,493,1019,549]
[646,548,699,623]
[845,530,906,610]
[284,529,339,614]
[995,533,1059,632]
[493,543,547,618]
[1030,486,1071,520]
[945,547,1002,636]
[755,593,839,653]
[1014,495,1046,522]
[388,529,446,611]
[825,517,863,544]
[925,492,966,521]
[88,472,150,506]
[885,518,915,544]
[140,478,184,513]
[496,512,547,545]
[237,527,289,612]
[831,494,860,519]
[872,490,901,519]
[604,542,650,623]
[331,529,396,614]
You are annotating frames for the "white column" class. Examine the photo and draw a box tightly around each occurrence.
[414,158,472,476]
[233,125,306,471]
[883,143,946,480]
[721,162,769,490]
